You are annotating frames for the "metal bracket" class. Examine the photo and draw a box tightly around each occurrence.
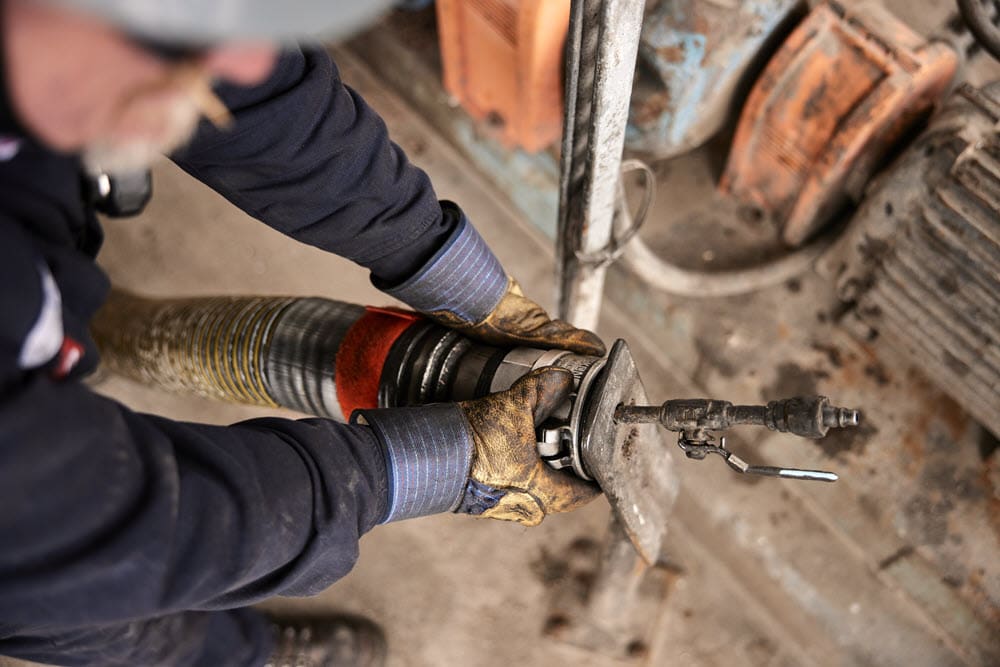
[677,432,839,482]
[573,159,655,269]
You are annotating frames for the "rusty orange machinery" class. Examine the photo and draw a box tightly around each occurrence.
[719,1,959,247]
[436,0,570,152]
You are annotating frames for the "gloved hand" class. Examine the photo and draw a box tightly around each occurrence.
[428,278,606,357]
[456,367,600,526]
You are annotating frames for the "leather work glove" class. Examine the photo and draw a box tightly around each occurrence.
[428,278,606,357]
[456,366,600,526]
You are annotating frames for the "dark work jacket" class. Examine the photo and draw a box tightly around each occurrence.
[0,47,464,634]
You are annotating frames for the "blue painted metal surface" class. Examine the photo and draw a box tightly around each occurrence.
[454,122,560,239]
[627,0,803,159]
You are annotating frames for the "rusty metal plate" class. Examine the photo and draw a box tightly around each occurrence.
[628,0,802,159]
[719,1,958,246]
[580,339,680,565]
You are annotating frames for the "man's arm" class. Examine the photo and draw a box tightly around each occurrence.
[171,46,604,356]
[0,375,479,631]
[171,46,454,286]
[0,221,475,630]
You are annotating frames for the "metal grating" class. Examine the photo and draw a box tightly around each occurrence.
[821,82,1000,437]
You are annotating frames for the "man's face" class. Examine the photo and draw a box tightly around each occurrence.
[3,0,278,171]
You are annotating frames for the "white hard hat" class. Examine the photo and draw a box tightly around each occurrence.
[47,0,398,43]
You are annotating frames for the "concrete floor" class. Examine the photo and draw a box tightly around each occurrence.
[6,4,1000,666]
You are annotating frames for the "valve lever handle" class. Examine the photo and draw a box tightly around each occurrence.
[616,396,858,483]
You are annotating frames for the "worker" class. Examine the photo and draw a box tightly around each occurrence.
[0,1,604,665]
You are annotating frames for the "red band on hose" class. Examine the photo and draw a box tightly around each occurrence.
[335,307,421,417]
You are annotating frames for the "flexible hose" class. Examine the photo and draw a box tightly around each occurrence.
[615,195,835,298]
[958,0,1000,61]
[620,231,833,298]
[91,291,368,418]
[92,291,292,406]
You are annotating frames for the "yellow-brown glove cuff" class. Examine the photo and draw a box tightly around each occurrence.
[430,278,606,357]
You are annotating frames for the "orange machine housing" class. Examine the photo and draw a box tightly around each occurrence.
[436,0,570,153]
[719,1,958,246]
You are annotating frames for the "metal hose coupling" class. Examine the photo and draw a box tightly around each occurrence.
[762,396,861,437]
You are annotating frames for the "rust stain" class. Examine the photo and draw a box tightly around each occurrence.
[897,378,970,477]
[621,427,640,462]
[863,362,891,387]
[690,9,711,39]
[966,566,1000,626]
[822,340,894,392]
[905,367,969,441]
[984,456,1000,541]
[900,423,926,477]
[632,90,673,126]
[656,45,686,64]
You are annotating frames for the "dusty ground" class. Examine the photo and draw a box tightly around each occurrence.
[5,2,999,666]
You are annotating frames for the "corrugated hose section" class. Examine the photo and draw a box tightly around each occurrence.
[91,291,365,419]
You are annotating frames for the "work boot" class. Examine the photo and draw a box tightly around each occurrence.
[264,614,387,667]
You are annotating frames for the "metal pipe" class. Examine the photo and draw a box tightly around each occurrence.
[556,0,646,329]
[957,0,1000,61]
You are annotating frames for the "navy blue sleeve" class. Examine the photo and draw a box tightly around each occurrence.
[171,47,455,285]
[0,372,390,631]
[0,213,480,632]
[0,212,394,628]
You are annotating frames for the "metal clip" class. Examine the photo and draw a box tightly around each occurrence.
[573,160,656,269]
[538,426,575,472]
[677,431,838,482]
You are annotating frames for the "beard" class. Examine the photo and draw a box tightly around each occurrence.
[81,65,228,175]
[81,93,202,174]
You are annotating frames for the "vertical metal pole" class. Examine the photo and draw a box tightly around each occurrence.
[556,0,645,329]
[551,12,674,658]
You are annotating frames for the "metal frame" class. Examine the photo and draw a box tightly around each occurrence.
[551,7,679,657]
[556,0,646,330]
